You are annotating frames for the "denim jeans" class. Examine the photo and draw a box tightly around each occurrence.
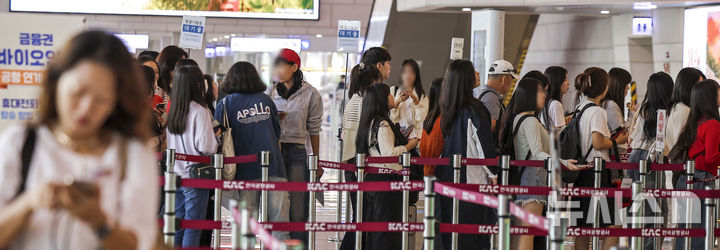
[674,169,712,250]
[282,143,309,244]
[235,177,291,241]
[175,186,210,247]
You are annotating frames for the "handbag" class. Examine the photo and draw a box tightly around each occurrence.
[180,136,214,179]
[220,98,236,180]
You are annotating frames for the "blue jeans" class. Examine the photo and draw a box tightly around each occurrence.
[282,143,309,244]
[175,186,210,247]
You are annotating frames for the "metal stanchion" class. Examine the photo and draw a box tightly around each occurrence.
[212,153,223,249]
[230,199,241,249]
[401,152,411,250]
[705,186,716,250]
[163,149,177,247]
[355,153,366,250]
[498,194,511,250]
[259,151,270,250]
[638,159,648,188]
[500,155,510,186]
[450,154,462,250]
[630,181,644,250]
[543,158,551,250]
[684,160,695,250]
[548,158,566,250]
[591,157,603,250]
[239,201,256,250]
[423,176,436,250]
[653,155,664,250]
[308,155,318,250]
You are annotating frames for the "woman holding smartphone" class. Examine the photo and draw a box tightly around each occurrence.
[390,59,428,140]
[268,48,323,244]
[0,31,158,250]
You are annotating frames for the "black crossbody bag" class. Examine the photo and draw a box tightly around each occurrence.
[180,136,214,179]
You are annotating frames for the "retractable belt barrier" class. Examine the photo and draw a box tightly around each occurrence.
[160,149,717,250]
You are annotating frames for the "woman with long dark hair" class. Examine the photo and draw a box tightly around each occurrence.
[603,68,633,132]
[436,60,498,249]
[542,66,570,129]
[0,31,157,249]
[166,64,217,247]
[203,74,217,114]
[156,45,188,103]
[390,59,428,139]
[672,79,720,249]
[420,77,443,176]
[572,67,627,250]
[354,83,418,249]
[268,48,323,244]
[499,78,580,250]
[665,68,706,155]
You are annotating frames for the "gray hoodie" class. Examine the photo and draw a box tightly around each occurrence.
[269,81,323,145]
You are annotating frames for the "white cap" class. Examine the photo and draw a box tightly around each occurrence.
[488,60,519,79]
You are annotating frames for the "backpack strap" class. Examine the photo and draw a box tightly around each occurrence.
[511,115,535,180]
[575,103,598,162]
[15,126,37,200]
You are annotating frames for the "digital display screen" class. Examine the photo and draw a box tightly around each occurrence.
[10,0,319,20]
[684,6,720,79]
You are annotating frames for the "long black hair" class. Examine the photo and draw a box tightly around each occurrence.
[274,57,304,99]
[522,71,549,126]
[673,79,720,154]
[499,77,542,149]
[204,74,216,114]
[356,83,391,154]
[167,65,206,134]
[638,72,674,142]
[348,63,380,98]
[223,61,267,94]
[157,45,188,94]
[603,68,632,116]
[423,77,443,133]
[440,60,488,136]
[668,67,706,115]
[401,59,425,98]
[545,66,567,102]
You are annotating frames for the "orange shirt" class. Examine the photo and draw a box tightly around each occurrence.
[420,117,444,176]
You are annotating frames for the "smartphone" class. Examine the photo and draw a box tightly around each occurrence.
[156,103,166,110]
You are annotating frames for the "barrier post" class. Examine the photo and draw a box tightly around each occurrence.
[630,181,644,250]
[684,160,695,250]
[638,159,648,188]
[355,153,366,250]
[450,154,462,250]
[653,158,665,250]
[212,153,223,249]
[230,199,240,249]
[423,176,436,250]
[705,186,716,250]
[239,201,256,250]
[163,149,176,247]
[544,157,551,250]
[500,155,510,186]
[308,154,318,250]
[497,194,511,250]
[401,152,411,250]
[259,151,270,250]
[591,157,603,250]
[548,157,566,250]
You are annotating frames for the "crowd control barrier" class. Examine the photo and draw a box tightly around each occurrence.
[158,149,720,250]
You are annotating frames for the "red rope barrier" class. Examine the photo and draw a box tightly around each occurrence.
[260,222,424,232]
[178,179,424,191]
[365,156,400,164]
[157,219,227,230]
[688,175,720,184]
[605,162,637,170]
[644,188,720,198]
[650,163,685,171]
[461,158,497,166]
[411,157,450,166]
[438,224,546,235]
[440,182,552,196]
[224,154,258,164]
[561,186,631,198]
[174,153,212,164]
[510,160,545,168]
[433,182,549,232]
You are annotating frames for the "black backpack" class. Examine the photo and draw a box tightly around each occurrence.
[559,103,597,183]
[499,114,534,185]
[370,116,422,204]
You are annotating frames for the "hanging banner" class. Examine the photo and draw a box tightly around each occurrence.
[450,37,464,60]
[179,15,206,50]
[0,13,84,132]
[337,20,361,53]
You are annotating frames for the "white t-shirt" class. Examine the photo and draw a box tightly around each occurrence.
[577,99,611,161]
[0,125,158,250]
[166,101,218,178]
[541,99,566,129]
[664,103,690,154]
[341,94,363,162]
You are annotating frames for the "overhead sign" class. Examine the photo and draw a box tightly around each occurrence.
[179,15,206,50]
[450,37,465,60]
[337,20,361,53]
[0,13,83,132]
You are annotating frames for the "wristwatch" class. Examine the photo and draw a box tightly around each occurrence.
[95,223,111,240]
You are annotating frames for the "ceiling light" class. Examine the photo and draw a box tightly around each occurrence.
[212,38,218,41]
[462,8,471,12]
[600,10,610,14]
[231,33,237,36]
[224,35,230,39]
[633,2,657,10]
[315,34,323,38]
[555,6,565,11]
